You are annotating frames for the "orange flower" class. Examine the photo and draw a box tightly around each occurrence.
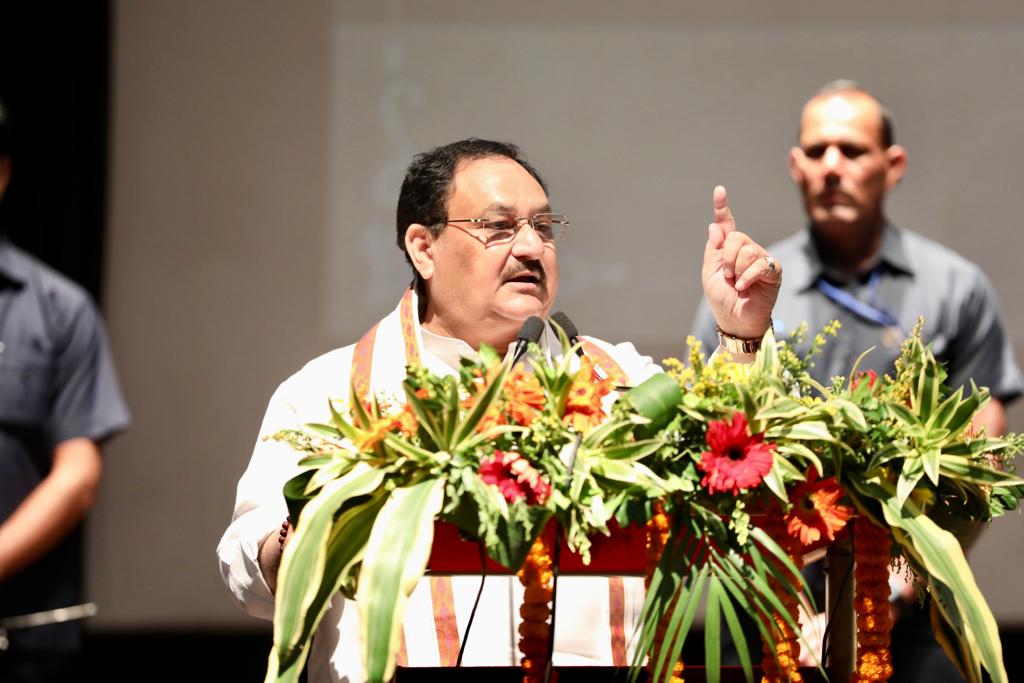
[784,470,854,547]
[853,519,894,681]
[505,366,546,426]
[563,356,613,433]
[518,535,555,683]
[463,365,507,433]
[395,401,418,438]
[353,413,397,451]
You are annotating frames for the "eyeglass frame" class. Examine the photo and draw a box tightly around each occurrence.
[436,210,571,245]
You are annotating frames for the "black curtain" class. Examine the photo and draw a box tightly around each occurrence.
[0,2,111,304]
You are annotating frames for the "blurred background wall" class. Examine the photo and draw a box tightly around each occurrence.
[7,0,1024,672]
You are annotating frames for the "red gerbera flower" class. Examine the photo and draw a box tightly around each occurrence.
[697,412,775,495]
[479,450,551,505]
[785,470,854,547]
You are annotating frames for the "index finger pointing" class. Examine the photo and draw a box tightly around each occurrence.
[713,185,736,234]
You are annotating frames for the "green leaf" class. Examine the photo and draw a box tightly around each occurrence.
[922,447,942,486]
[486,506,552,570]
[457,425,527,454]
[402,381,443,449]
[913,354,942,423]
[881,494,1008,683]
[307,459,355,494]
[866,444,906,471]
[714,557,784,662]
[273,465,385,670]
[713,572,754,682]
[775,442,824,476]
[451,363,510,450]
[755,398,806,422]
[704,576,722,681]
[939,455,1024,487]
[927,386,964,432]
[761,460,789,503]
[625,373,682,439]
[443,379,459,448]
[306,422,344,440]
[765,420,833,442]
[831,398,868,432]
[756,327,779,375]
[944,438,1011,458]
[328,400,360,442]
[944,386,986,437]
[592,438,664,461]
[886,400,921,428]
[896,457,925,509]
[282,471,316,522]
[381,433,439,463]
[357,477,445,683]
[266,489,391,682]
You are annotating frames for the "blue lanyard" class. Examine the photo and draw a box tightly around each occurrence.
[814,266,903,332]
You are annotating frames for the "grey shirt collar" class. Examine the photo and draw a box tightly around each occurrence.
[791,222,915,291]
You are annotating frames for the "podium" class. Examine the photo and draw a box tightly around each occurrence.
[408,520,850,682]
[394,666,826,681]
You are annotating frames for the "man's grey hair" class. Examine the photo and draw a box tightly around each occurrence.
[806,79,895,148]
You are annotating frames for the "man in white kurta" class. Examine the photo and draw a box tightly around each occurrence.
[217,138,782,682]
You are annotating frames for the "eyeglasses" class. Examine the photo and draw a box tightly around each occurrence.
[443,211,571,244]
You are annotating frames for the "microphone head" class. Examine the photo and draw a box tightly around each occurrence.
[517,316,546,344]
[549,310,579,341]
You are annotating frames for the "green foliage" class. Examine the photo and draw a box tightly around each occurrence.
[265,322,1022,683]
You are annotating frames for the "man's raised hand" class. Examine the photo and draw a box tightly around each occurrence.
[701,185,781,340]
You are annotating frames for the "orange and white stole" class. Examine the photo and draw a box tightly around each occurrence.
[350,288,632,667]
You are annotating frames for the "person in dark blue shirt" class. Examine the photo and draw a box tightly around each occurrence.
[0,98,130,682]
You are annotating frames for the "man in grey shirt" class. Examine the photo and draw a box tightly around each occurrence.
[692,80,1023,682]
[692,80,1022,433]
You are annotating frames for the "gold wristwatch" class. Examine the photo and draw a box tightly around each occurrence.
[715,324,768,354]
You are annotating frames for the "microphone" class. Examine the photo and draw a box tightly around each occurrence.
[549,310,585,358]
[511,316,545,365]
[550,310,633,392]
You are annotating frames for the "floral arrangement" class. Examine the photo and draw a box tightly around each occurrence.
[264,321,1023,683]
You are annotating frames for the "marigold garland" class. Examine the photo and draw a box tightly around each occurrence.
[518,534,555,683]
[645,501,684,683]
[758,512,804,683]
[851,519,893,683]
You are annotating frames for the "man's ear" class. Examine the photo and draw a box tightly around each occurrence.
[404,223,436,281]
[884,144,907,189]
[787,147,805,187]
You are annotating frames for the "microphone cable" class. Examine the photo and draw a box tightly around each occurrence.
[455,539,489,667]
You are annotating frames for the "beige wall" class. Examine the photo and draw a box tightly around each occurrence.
[93,0,1024,629]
